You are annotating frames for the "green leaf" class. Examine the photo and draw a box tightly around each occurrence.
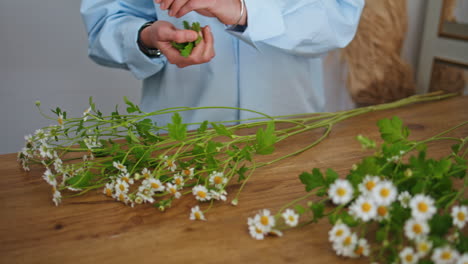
[325,168,339,186]
[294,205,306,215]
[356,134,376,149]
[66,171,93,189]
[123,96,140,113]
[429,213,453,237]
[299,168,324,192]
[456,233,468,253]
[127,130,140,143]
[180,42,194,58]
[255,121,277,155]
[211,123,233,138]
[197,121,208,134]
[310,202,325,221]
[377,116,409,143]
[167,113,187,141]
[183,20,190,30]
[236,165,248,182]
[376,227,386,242]
[339,211,358,227]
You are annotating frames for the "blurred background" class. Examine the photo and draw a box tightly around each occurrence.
[0,0,467,154]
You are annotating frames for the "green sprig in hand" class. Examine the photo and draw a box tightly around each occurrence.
[171,21,203,57]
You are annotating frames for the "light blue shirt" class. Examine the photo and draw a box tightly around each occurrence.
[81,0,364,126]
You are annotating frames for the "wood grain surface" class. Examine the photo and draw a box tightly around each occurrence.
[1,96,467,264]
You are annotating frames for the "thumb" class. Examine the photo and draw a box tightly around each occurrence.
[157,23,199,43]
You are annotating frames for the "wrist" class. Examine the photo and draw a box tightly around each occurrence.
[228,0,247,26]
[137,21,162,58]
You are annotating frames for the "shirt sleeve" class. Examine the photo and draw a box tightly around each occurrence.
[80,0,167,80]
[227,0,365,57]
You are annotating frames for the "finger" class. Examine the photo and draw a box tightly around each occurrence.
[157,25,198,43]
[168,0,190,17]
[188,34,206,62]
[159,0,175,10]
[201,26,215,60]
[175,0,211,18]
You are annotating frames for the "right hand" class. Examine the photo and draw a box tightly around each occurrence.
[140,20,215,68]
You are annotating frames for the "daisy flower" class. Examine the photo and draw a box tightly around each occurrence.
[328,179,354,205]
[182,167,195,178]
[248,220,266,240]
[371,180,397,206]
[350,196,377,222]
[410,194,436,220]
[398,191,412,208]
[143,178,165,192]
[57,114,64,127]
[103,182,114,197]
[141,168,151,179]
[351,238,370,258]
[253,209,276,232]
[281,209,299,227]
[42,168,57,186]
[399,247,419,264]
[82,107,91,121]
[52,186,62,206]
[333,232,358,257]
[163,156,177,172]
[113,161,127,173]
[114,179,129,194]
[457,253,468,264]
[209,189,227,201]
[192,185,210,202]
[375,205,390,222]
[137,186,155,203]
[209,171,227,189]
[173,174,184,187]
[119,173,134,184]
[431,246,460,264]
[404,218,430,240]
[451,205,468,229]
[166,183,181,199]
[189,206,206,221]
[113,192,130,205]
[415,238,433,258]
[358,175,380,195]
[329,222,351,243]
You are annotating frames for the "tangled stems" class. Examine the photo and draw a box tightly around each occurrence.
[19,92,458,219]
[248,115,468,263]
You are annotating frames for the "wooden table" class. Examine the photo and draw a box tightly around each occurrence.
[1,96,467,264]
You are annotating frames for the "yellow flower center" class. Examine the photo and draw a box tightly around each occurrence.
[118,164,124,169]
[365,181,376,191]
[183,169,191,176]
[343,236,352,246]
[255,227,263,234]
[194,211,202,220]
[143,173,150,179]
[337,188,347,197]
[413,224,422,234]
[419,243,428,252]
[355,246,364,256]
[335,229,343,237]
[377,206,387,216]
[151,183,160,189]
[380,188,390,198]
[441,251,452,260]
[457,212,466,221]
[167,160,174,167]
[122,177,130,183]
[260,215,270,226]
[105,188,112,197]
[170,188,177,194]
[197,191,207,199]
[119,184,125,192]
[58,117,63,126]
[288,215,295,222]
[418,202,428,212]
[119,193,125,202]
[362,202,372,212]
[175,178,182,185]
[405,254,413,262]
[214,176,223,185]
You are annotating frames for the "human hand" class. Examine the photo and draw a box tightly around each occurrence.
[140,20,215,68]
[154,0,247,26]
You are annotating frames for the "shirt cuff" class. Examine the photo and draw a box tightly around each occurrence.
[226,0,285,48]
[122,18,167,80]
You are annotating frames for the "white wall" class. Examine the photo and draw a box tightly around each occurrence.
[0,0,428,154]
[0,1,140,154]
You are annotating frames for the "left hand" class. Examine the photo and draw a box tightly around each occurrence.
[154,0,247,26]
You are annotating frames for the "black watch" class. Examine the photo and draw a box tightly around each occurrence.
[137,21,162,58]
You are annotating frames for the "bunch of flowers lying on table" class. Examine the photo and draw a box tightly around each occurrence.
[17,92,457,222]
[248,116,468,264]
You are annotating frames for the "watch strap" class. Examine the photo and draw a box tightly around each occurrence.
[137,21,162,58]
